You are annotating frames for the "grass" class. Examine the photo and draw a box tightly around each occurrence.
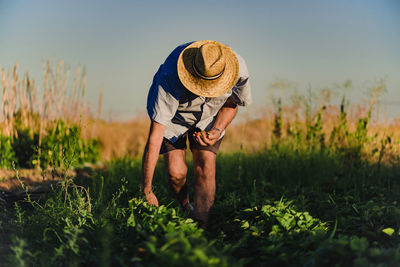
[1,63,400,265]
[0,62,101,169]
[3,99,400,265]
[2,144,400,266]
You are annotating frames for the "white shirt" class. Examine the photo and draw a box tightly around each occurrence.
[147,42,252,143]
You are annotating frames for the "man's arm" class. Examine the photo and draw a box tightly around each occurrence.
[142,120,165,206]
[195,95,238,146]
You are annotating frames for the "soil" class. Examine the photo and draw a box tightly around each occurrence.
[0,169,75,191]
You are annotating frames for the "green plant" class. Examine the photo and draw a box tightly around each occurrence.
[0,134,17,168]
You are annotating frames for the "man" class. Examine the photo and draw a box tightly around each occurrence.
[142,40,251,227]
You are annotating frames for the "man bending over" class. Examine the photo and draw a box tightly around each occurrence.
[142,40,252,227]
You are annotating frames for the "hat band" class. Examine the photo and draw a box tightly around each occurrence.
[192,61,225,80]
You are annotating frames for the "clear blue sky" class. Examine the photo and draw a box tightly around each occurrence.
[1,0,399,120]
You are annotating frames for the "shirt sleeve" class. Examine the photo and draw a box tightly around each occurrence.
[147,66,179,126]
[231,53,252,106]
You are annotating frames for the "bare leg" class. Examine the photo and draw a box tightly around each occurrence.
[163,149,189,208]
[192,149,216,227]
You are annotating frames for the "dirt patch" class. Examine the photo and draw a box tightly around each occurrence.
[0,165,102,203]
[0,169,76,192]
[0,169,77,203]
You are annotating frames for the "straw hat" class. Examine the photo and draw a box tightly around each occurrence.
[177,40,239,98]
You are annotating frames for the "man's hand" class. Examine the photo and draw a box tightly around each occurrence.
[143,190,159,207]
[142,121,165,207]
[193,128,221,146]
[193,95,238,147]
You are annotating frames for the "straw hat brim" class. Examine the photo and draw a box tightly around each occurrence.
[177,40,239,98]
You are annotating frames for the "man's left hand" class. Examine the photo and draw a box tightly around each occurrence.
[193,129,221,146]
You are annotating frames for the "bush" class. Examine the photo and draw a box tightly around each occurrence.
[0,134,17,168]
[0,120,99,169]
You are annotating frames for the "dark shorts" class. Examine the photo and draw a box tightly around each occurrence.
[160,128,223,155]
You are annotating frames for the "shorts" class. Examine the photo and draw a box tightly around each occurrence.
[160,128,223,155]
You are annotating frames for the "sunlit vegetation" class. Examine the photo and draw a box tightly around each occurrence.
[1,63,399,266]
[0,63,101,169]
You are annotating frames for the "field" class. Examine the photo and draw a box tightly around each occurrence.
[1,64,400,266]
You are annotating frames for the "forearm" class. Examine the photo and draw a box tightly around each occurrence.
[142,142,160,193]
[213,96,238,132]
[142,121,165,193]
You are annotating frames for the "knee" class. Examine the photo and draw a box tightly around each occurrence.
[167,165,187,181]
[168,168,187,191]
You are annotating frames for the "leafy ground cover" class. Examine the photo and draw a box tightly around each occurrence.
[1,139,399,266]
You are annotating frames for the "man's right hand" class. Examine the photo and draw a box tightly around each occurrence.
[144,190,159,207]
[142,121,165,208]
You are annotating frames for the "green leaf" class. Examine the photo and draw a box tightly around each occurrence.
[277,213,295,230]
[144,241,157,255]
[127,214,136,227]
[241,221,250,229]
[382,228,395,236]
[193,249,208,262]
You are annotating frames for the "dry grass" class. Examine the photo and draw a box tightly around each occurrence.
[0,61,101,137]
[84,101,400,165]
[1,62,103,167]
[83,116,149,161]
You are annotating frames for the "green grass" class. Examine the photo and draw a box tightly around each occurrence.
[2,91,400,266]
[0,120,99,169]
[2,141,400,266]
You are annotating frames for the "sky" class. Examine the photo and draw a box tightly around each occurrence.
[0,0,399,120]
